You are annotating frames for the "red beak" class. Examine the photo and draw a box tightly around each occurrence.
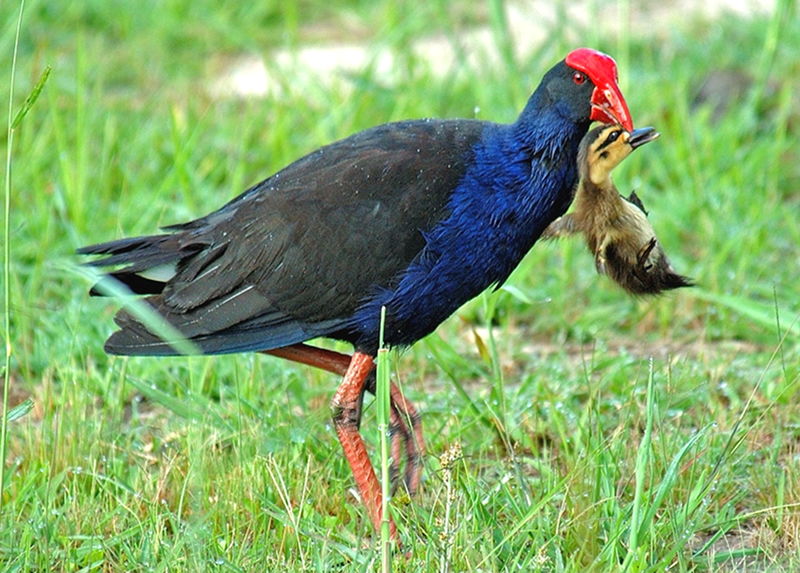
[565,48,633,131]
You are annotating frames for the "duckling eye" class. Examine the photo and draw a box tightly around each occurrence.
[572,72,586,85]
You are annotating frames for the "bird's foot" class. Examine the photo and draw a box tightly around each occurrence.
[388,382,425,497]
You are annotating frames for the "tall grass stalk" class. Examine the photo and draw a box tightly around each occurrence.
[377,306,391,571]
[1,0,24,513]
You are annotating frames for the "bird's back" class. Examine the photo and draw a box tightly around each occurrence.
[81,119,487,355]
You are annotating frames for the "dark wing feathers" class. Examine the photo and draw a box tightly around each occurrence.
[105,296,341,355]
[78,235,189,273]
[90,274,167,296]
[83,119,484,355]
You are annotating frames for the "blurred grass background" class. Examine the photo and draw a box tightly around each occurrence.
[2,0,800,570]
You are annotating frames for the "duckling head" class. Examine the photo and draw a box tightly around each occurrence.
[579,124,660,187]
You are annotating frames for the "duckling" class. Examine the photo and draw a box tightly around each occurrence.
[542,124,693,295]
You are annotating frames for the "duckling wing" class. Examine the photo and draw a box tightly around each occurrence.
[540,213,580,239]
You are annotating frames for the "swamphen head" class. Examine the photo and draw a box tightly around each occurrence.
[556,48,632,130]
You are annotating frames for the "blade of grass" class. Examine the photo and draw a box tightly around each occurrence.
[474,468,574,569]
[125,374,232,431]
[76,266,201,356]
[423,335,494,432]
[621,358,654,571]
[616,0,631,95]
[750,0,793,109]
[10,66,50,130]
[377,306,391,570]
[2,0,23,512]
[264,454,306,570]
[487,0,516,74]
[691,289,800,340]
[482,290,533,507]
[5,397,33,423]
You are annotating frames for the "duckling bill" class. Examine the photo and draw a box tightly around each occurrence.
[542,124,693,295]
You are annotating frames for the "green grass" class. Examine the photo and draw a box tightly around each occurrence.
[3,0,800,570]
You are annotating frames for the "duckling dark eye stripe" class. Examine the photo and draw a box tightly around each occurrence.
[595,130,620,153]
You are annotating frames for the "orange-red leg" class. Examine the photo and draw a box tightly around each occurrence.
[262,343,350,376]
[262,343,425,535]
[389,383,425,495]
[389,413,404,491]
[262,344,403,539]
[330,351,396,539]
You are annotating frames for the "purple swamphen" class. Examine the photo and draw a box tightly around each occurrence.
[80,47,633,542]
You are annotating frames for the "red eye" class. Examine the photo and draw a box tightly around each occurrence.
[573,71,586,85]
